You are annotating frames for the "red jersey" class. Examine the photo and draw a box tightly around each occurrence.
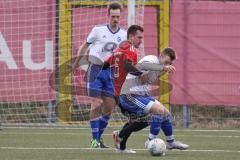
[107,41,138,96]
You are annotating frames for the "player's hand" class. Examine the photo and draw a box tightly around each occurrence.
[163,65,176,73]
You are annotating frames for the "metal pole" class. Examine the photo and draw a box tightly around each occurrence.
[183,1,190,128]
[183,105,190,128]
[128,0,135,27]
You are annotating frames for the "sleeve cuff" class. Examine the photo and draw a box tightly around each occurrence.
[86,41,92,44]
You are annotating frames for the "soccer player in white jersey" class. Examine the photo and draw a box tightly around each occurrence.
[72,2,126,148]
[112,48,189,153]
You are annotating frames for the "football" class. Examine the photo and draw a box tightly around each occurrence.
[147,138,166,156]
[138,55,160,64]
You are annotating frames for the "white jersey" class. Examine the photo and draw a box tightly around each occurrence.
[120,71,160,96]
[86,24,127,65]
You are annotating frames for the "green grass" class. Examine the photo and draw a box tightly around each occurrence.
[0,127,240,160]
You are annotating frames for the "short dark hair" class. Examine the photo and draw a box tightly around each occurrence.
[108,2,122,15]
[127,25,144,39]
[162,47,176,61]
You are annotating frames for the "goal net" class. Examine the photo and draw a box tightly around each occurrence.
[0,0,145,127]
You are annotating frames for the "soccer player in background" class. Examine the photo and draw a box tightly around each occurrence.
[72,2,126,148]
[112,48,189,153]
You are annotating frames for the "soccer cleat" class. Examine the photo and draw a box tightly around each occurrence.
[166,141,189,150]
[99,138,109,148]
[90,139,100,148]
[116,149,137,154]
[112,130,122,149]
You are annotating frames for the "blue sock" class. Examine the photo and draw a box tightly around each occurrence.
[90,119,99,141]
[99,115,110,139]
[149,115,162,140]
[161,116,174,143]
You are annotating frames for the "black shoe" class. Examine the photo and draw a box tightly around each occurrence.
[99,138,109,148]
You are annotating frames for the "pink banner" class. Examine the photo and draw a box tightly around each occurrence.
[3,0,238,106]
[170,0,240,105]
[0,2,158,103]
[0,0,55,102]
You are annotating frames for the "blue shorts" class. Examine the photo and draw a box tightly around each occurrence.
[86,64,114,97]
[119,94,156,117]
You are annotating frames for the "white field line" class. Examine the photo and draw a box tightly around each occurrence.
[2,126,240,133]
[0,146,240,153]
[1,132,240,138]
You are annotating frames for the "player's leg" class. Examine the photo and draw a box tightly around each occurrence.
[86,64,104,148]
[144,99,169,145]
[151,100,173,142]
[128,99,167,148]
[98,96,115,148]
[145,114,162,148]
[113,94,154,152]
[89,98,102,148]
[113,121,148,153]
[119,120,148,150]
[112,122,130,149]
[149,101,169,115]
[147,100,189,150]
[121,95,169,123]
[161,115,189,150]
[98,68,116,148]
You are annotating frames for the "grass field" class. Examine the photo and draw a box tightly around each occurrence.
[0,127,240,160]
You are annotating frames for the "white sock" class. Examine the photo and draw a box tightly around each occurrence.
[166,135,174,143]
[148,133,157,140]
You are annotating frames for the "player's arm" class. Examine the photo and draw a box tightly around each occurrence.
[72,26,97,70]
[124,59,143,76]
[138,65,176,84]
[72,42,90,71]
[136,63,176,73]
[135,63,163,71]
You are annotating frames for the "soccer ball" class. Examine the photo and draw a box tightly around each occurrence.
[147,138,166,156]
[138,55,159,64]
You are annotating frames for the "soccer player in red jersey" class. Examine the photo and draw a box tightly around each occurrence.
[106,25,144,97]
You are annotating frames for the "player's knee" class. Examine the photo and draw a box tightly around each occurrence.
[91,97,103,107]
[89,98,102,115]
[90,105,100,117]
[149,103,169,115]
[102,97,116,115]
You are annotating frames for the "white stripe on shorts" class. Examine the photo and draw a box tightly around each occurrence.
[126,95,154,113]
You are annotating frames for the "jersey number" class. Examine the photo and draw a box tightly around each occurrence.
[114,57,120,78]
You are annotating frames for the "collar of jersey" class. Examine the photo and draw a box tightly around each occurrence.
[107,24,120,34]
